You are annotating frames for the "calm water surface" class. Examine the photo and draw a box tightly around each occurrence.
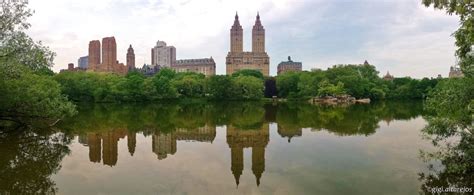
[1,101,440,194]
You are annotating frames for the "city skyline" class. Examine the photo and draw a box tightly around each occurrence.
[27,0,458,78]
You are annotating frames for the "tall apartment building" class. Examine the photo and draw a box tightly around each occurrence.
[151,41,176,67]
[226,13,270,76]
[88,40,100,70]
[87,36,128,74]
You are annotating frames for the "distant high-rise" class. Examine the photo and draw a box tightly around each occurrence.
[151,41,176,67]
[102,37,117,70]
[126,45,135,70]
[226,12,270,76]
[78,56,88,69]
[88,40,100,70]
[87,36,128,74]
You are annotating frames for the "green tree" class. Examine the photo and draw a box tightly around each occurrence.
[0,65,76,126]
[151,68,177,99]
[232,76,264,99]
[124,71,146,101]
[171,73,205,98]
[276,71,300,98]
[0,1,76,127]
[317,80,345,97]
[420,77,474,193]
[297,70,326,98]
[325,65,377,98]
[206,75,234,99]
[232,69,264,80]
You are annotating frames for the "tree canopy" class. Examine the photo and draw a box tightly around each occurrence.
[0,1,76,128]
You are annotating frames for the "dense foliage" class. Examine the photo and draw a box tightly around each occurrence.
[420,77,474,193]
[275,64,438,99]
[0,1,76,127]
[55,64,441,102]
[55,69,266,102]
[420,1,474,192]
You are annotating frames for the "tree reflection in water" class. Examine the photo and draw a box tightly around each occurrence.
[56,101,426,167]
[0,127,71,194]
[0,100,429,192]
[419,104,474,193]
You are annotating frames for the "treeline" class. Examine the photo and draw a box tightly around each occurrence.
[55,64,440,102]
[54,69,265,102]
[274,64,439,99]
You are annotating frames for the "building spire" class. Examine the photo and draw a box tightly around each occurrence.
[233,11,241,28]
[255,12,262,26]
[234,173,240,187]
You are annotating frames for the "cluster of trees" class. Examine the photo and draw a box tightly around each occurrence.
[274,64,439,100]
[54,69,266,102]
[55,63,442,102]
[0,1,76,127]
[419,1,474,193]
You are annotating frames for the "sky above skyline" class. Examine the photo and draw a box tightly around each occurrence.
[27,0,459,78]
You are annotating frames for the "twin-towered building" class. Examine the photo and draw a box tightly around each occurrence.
[226,13,270,76]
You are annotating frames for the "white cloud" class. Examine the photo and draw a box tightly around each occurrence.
[360,2,458,78]
[26,0,459,77]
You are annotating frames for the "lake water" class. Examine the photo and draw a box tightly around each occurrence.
[0,101,440,194]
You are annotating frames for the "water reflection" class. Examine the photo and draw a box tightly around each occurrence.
[0,128,71,194]
[227,124,269,186]
[1,101,431,194]
[57,101,425,184]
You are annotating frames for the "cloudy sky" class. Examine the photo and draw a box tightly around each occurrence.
[27,0,459,78]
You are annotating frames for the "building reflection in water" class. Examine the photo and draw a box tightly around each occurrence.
[67,101,424,187]
[152,124,216,160]
[79,130,129,166]
[152,132,176,160]
[227,124,269,186]
[79,125,217,165]
[127,132,136,156]
[277,125,302,143]
[77,122,302,186]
